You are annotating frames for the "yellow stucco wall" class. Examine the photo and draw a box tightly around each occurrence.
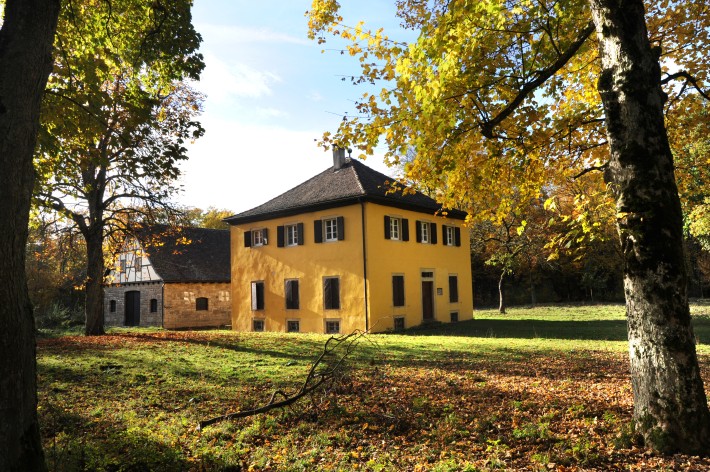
[230,204,367,333]
[230,201,473,334]
[363,204,473,331]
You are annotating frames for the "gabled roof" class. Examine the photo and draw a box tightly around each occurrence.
[225,159,467,224]
[135,225,230,283]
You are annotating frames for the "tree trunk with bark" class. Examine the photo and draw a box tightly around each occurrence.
[498,271,506,314]
[84,227,105,336]
[589,0,710,453]
[0,0,60,470]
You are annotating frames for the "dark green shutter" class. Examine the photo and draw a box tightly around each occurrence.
[244,231,252,247]
[455,227,461,247]
[337,216,345,240]
[402,218,409,241]
[297,223,305,245]
[415,221,422,243]
[442,225,448,245]
[431,223,437,244]
[262,228,269,245]
[277,226,285,247]
[384,215,391,239]
[314,220,323,243]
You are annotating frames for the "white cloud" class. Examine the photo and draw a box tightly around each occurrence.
[198,53,281,102]
[196,23,309,46]
[307,90,324,102]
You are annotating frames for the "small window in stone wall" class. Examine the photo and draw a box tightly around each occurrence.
[150,298,158,313]
[196,297,208,311]
[183,291,195,303]
[218,291,230,302]
[110,300,116,312]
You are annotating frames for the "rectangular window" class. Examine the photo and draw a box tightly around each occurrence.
[449,275,459,303]
[324,218,338,241]
[119,258,126,272]
[287,320,300,333]
[251,281,265,310]
[450,312,459,323]
[150,298,158,313]
[421,271,434,279]
[390,217,400,240]
[445,226,455,246]
[323,277,341,310]
[420,221,429,243]
[392,275,405,307]
[196,297,208,311]
[286,224,299,246]
[285,279,300,309]
[110,300,117,312]
[325,320,341,334]
[253,319,265,332]
[134,256,142,271]
[394,317,405,331]
[252,228,266,246]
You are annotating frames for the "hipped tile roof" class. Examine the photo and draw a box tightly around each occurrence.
[225,159,466,224]
[135,225,230,283]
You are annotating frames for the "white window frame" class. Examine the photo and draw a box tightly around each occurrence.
[286,224,298,246]
[390,217,401,240]
[445,226,455,246]
[420,221,429,243]
[252,228,266,246]
[325,319,341,334]
[324,218,338,242]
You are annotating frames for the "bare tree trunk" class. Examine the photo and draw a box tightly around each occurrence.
[498,271,506,314]
[0,0,60,470]
[590,0,710,453]
[84,228,105,336]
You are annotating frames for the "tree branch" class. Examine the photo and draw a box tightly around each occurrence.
[661,70,710,101]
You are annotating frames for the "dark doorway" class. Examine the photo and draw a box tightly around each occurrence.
[422,281,434,321]
[125,290,141,326]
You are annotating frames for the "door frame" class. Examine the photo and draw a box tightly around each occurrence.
[421,269,435,322]
[125,290,141,327]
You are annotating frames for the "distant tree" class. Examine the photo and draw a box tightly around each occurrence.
[0,0,60,469]
[34,0,204,336]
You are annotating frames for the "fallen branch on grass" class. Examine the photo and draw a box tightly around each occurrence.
[198,329,368,430]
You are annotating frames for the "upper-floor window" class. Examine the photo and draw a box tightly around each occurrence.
[119,258,126,273]
[417,221,437,244]
[134,256,142,271]
[315,217,345,243]
[384,216,409,241]
[244,228,268,247]
[286,224,299,246]
[420,221,429,243]
[443,225,461,246]
[325,218,338,241]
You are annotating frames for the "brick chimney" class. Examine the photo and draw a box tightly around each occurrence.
[332,146,347,170]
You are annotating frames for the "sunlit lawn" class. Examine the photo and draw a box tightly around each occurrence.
[37,303,710,471]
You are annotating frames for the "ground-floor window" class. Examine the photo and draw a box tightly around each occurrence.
[251,281,265,310]
[323,276,340,310]
[394,317,405,331]
[450,312,459,323]
[287,320,300,333]
[109,300,116,312]
[196,297,208,311]
[285,279,300,309]
[150,298,158,313]
[253,319,265,332]
[325,319,340,334]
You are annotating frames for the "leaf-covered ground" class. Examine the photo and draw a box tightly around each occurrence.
[37,305,710,471]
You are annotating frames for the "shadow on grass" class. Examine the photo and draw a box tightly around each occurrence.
[401,315,710,344]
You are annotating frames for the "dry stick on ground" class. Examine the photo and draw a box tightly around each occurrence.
[198,329,369,430]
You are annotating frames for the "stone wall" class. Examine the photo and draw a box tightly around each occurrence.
[163,282,231,329]
[104,282,163,327]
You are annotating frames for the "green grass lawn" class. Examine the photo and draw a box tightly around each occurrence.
[37,303,710,471]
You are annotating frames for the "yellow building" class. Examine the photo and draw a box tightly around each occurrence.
[225,151,472,334]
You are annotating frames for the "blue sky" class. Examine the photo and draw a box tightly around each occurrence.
[180,0,411,214]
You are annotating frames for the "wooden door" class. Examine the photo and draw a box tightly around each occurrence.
[422,281,434,321]
[125,290,141,326]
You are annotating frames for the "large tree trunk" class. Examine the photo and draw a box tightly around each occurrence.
[590,0,710,453]
[84,227,105,336]
[0,0,60,470]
